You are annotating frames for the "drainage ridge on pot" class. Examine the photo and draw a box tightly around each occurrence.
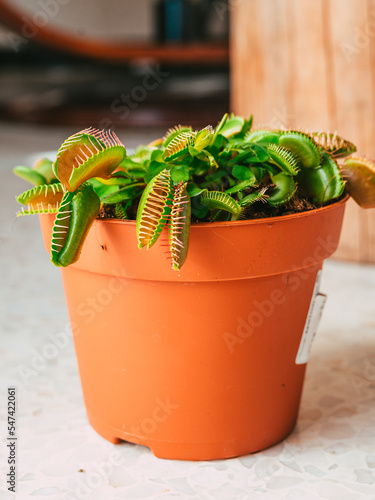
[39,196,346,460]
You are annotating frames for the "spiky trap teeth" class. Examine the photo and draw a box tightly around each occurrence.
[310,131,357,158]
[169,182,191,270]
[53,128,126,192]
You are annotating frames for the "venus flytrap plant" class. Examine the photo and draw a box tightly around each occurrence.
[14,113,375,271]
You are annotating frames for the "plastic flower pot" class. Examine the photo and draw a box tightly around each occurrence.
[39,196,347,460]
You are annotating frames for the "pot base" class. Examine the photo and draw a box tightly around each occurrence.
[87,412,298,460]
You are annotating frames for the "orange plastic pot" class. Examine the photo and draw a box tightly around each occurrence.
[39,197,347,460]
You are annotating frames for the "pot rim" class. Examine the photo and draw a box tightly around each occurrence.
[97,195,349,229]
[40,194,348,281]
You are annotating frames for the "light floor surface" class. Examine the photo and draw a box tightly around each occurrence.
[1,125,375,500]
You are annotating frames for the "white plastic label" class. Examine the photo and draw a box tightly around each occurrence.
[295,270,327,365]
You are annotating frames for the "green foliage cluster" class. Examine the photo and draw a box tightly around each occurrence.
[14,113,375,270]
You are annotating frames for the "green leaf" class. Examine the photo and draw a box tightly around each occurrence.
[145,161,169,184]
[232,165,256,181]
[186,182,205,197]
[101,182,144,204]
[191,196,209,219]
[51,183,101,267]
[150,149,165,162]
[33,158,56,183]
[88,179,120,199]
[212,113,229,144]
[250,166,264,183]
[118,158,141,174]
[200,169,227,188]
[231,145,269,164]
[87,179,119,199]
[92,174,131,186]
[226,178,256,194]
[13,166,47,186]
[124,167,146,179]
[188,145,201,157]
[201,149,219,169]
[249,144,270,162]
[216,114,246,138]
[171,165,190,183]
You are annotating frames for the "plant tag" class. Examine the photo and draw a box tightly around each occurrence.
[295,270,327,365]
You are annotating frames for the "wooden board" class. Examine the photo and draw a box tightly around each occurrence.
[231,0,375,262]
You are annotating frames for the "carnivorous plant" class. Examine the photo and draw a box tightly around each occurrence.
[14,114,375,270]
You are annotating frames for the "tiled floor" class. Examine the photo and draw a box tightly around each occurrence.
[1,123,375,500]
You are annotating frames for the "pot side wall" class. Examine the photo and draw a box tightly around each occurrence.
[39,199,346,460]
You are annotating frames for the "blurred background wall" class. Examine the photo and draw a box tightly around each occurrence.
[1,0,155,42]
[0,0,229,132]
[231,0,375,263]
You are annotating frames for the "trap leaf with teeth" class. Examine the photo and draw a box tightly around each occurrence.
[226,178,257,195]
[136,169,173,249]
[53,128,126,192]
[163,125,193,148]
[193,126,214,152]
[201,190,242,220]
[342,157,375,208]
[50,183,101,267]
[279,131,321,169]
[297,151,344,203]
[267,144,300,176]
[310,132,356,158]
[244,130,280,145]
[163,131,195,162]
[267,173,296,206]
[169,182,191,270]
[16,183,65,215]
[240,187,268,207]
[115,202,130,220]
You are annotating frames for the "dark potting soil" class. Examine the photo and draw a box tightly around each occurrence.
[97,194,345,223]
